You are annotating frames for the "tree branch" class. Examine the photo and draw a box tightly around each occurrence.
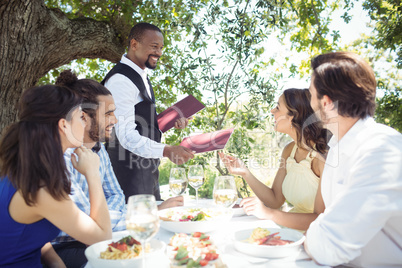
[310,0,324,49]
[217,60,239,129]
[37,9,125,77]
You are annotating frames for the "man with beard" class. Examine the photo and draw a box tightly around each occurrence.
[49,70,184,268]
[102,22,194,202]
[43,70,126,268]
[304,52,402,267]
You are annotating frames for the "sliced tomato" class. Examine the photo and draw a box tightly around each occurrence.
[192,232,202,237]
[108,242,117,248]
[200,235,210,241]
[210,252,219,260]
[205,252,219,261]
[199,259,209,266]
[204,253,213,261]
[108,242,127,251]
[116,243,127,251]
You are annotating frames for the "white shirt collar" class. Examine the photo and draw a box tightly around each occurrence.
[329,117,374,157]
[121,54,148,78]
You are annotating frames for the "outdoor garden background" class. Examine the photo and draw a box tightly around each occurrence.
[1,0,401,199]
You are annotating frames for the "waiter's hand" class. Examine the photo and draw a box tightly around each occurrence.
[174,117,191,129]
[163,145,194,165]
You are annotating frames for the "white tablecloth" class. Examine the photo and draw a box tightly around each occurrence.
[85,199,329,268]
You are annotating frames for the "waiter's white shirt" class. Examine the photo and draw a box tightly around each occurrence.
[306,117,402,267]
[104,55,165,158]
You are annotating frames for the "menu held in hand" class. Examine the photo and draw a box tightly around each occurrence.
[180,128,234,154]
[156,95,205,133]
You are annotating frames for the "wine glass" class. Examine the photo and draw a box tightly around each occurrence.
[188,165,204,205]
[213,175,237,208]
[126,194,159,268]
[169,168,188,196]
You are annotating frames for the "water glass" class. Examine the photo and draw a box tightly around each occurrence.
[126,194,159,268]
[169,168,188,196]
[213,175,237,208]
[188,165,205,204]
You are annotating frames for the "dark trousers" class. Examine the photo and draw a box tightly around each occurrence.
[107,141,161,203]
[49,241,87,268]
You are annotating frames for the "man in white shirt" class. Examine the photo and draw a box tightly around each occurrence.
[102,23,194,202]
[304,51,402,267]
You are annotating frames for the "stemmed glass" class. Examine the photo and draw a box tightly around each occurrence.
[169,168,188,196]
[126,194,159,268]
[213,175,237,208]
[188,165,205,205]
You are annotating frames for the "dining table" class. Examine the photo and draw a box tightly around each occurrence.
[85,198,330,268]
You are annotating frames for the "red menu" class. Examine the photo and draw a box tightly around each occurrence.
[157,95,205,133]
[180,128,234,154]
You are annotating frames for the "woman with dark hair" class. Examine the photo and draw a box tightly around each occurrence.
[0,85,112,267]
[220,88,330,231]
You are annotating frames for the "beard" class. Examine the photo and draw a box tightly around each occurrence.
[88,118,109,142]
[315,101,331,128]
[145,55,159,69]
[88,119,99,142]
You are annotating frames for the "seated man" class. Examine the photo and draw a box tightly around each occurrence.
[305,51,402,267]
[49,70,183,268]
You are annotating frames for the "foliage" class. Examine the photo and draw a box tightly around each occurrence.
[344,35,402,132]
[362,0,402,68]
[41,0,209,104]
[35,0,402,198]
[159,0,288,197]
[376,90,402,132]
[158,0,364,197]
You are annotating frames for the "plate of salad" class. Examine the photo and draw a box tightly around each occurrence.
[158,206,233,233]
[168,232,225,268]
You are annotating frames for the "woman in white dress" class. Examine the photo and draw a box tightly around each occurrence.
[220,88,330,231]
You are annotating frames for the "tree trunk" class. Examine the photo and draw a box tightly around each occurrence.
[0,0,125,132]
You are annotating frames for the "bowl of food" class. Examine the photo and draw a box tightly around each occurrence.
[234,227,305,258]
[168,232,224,268]
[158,206,233,233]
[85,234,167,268]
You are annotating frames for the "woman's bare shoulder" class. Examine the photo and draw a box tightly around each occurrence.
[281,141,295,158]
[35,187,70,209]
[312,152,326,178]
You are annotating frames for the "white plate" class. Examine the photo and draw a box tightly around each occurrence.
[85,237,166,268]
[158,206,233,233]
[234,228,305,258]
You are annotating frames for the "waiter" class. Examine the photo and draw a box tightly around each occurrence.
[102,22,194,202]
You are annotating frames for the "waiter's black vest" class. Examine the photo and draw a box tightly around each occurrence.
[101,62,162,202]
[101,62,161,142]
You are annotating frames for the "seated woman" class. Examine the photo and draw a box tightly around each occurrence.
[220,88,330,231]
[0,85,112,267]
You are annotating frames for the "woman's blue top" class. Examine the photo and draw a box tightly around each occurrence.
[0,177,60,268]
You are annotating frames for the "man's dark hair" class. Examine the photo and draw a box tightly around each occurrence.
[56,69,112,141]
[311,51,377,119]
[56,69,111,119]
[127,22,162,48]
